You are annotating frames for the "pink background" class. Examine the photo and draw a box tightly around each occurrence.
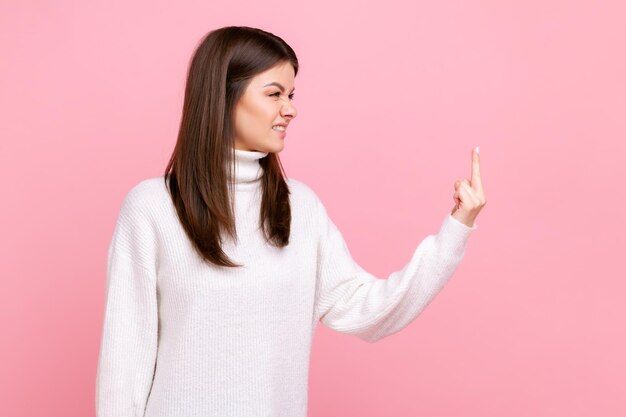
[1,1,624,416]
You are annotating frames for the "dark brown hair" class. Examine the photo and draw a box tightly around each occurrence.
[163,26,299,268]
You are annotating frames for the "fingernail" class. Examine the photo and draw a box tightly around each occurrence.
[475,146,479,154]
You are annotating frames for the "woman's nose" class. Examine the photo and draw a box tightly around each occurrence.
[281,101,297,119]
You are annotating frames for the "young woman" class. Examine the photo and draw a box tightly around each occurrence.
[95,26,486,417]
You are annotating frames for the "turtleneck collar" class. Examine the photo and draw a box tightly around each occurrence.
[229,148,269,184]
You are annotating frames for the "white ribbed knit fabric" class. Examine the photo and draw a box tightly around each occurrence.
[95,148,477,417]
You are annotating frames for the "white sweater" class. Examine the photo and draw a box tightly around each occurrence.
[95,149,477,417]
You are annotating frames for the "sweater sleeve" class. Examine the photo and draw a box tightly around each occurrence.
[313,198,477,343]
[95,186,159,417]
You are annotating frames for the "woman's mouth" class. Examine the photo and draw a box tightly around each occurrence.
[272,125,286,138]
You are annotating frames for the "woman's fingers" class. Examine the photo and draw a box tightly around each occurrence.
[451,147,486,224]
[460,180,480,206]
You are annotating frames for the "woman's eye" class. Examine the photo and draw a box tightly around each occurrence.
[270,92,295,100]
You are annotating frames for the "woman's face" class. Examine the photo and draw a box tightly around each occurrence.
[232,61,297,153]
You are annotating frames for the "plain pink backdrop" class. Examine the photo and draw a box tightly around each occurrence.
[1,1,624,416]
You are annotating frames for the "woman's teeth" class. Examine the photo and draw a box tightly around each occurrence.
[272,126,286,131]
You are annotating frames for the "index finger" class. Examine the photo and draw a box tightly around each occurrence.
[471,146,483,192]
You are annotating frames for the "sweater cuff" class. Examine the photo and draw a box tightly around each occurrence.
[435,213,477,260]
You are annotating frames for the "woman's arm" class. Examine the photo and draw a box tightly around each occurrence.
[313,197,477,343]
[95,186,159,417]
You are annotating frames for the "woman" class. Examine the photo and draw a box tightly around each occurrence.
[95,26,486,417]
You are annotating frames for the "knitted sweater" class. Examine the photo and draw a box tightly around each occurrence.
[95,149,477,417]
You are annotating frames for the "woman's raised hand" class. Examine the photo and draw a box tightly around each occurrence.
[451,146,486,228]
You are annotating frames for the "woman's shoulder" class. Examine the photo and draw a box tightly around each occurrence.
[118,176,170,216]
[126,175,168,198]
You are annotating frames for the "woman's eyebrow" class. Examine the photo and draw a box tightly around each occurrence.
[263,82,295,93]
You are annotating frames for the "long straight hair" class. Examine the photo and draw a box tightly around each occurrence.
[163,26,298,268]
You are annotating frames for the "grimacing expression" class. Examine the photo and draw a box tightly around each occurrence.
[232,61,297,153]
